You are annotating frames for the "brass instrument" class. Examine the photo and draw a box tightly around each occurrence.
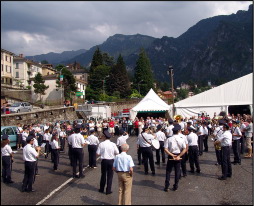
[174,115,183,122]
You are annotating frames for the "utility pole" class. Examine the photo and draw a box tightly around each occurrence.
[168,66,175,117]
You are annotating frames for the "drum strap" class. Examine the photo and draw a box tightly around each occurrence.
[141,133,152,146]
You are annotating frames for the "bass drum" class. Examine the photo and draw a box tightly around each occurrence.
[151,139,160,150]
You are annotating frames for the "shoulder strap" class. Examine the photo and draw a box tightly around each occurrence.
[141,133,152,145]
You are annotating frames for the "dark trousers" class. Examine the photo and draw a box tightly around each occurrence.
[156,141,165,163]
[135,128,139,137]
[22,161,36,192]
[118,146,122,154]
[232,139,241,163]
[198,135,204,155]
[203,135,208,151]
[68,144,74,166]
[115,127,120,136]
[221,146,232,178]
[2,156,12,182]
[59,137,66,151]
[44,141,50,158]
[180,153,188,176]
[100,159,114,193]
[72,148,84,177]
[88,145,97,167]
[52,149,60,170]
[165,155,181,189]
[188,146,200,171]
[140,147,155,173]
[215,148,222,165]
[137,147,143,164]
[240,134,245,154]
[128,125,133,135]
[22,140,27,148]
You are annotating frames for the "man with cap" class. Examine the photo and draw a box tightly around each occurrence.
[164,124,187,191]
[212,120,224,165]
[166,119,174,138]
[137,126,156,175]
[71,124,87,178]
[97,130,119,195]
[214,123,232,180]
[186,127,201,173]
[1,134,14,184]
[231,120,242,165]
[87,129,100,168]
[202,122,209,152]
[117,129,129,153]
[155,124,167,165]
[22,135,40,192]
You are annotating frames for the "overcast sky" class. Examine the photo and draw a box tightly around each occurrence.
[1,1,252,56]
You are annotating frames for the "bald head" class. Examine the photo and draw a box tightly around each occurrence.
[121,144,129,152]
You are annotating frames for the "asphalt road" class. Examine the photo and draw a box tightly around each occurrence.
[1,135,253,205]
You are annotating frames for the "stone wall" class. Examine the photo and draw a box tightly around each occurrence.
[1,107,78,126]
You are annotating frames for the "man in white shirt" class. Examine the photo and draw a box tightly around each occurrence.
[166,119,174,138]
[164,124,187,191]
[214,123,232,180]
[155,125,167,165]
[231,121,242,165]
[97,130,119,195]
[22,135,40,192]
[87,130,100,168]
[116,129,129,153]
[244,118,253,158]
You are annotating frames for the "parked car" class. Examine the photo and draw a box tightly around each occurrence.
[9,102,33,113]
[1,126,18,148]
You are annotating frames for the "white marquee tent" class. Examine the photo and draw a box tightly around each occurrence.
[130,88,170,119]
[169,73,253,118]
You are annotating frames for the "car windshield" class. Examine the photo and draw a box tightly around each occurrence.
[11,103,21,107]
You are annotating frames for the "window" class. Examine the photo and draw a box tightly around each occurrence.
[16,63,19,69]
[5,56,8,61]
[1,64,3,72]
[5,65,7,72]
[16,72,19,78]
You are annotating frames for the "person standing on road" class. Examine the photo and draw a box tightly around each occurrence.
[97,130,119,195]
[164,124,187,191]
[109,119,115,138]
[71,125,87,178]
[59,127,67,152]
[186,127,201,174]
[51,133,60,171]
[87,130,100,168]
[137,126,156,175]
[22,127,29,148]
[231,120,242,165]
[214,123,232,180]
[43,129,52,159]
[1,134,14,184]
[117,129,129,153]
[22,135,41,192]
[16,123,23,150]
[113,143,134,205]
[244,118,253,158]
[155,124,167,165]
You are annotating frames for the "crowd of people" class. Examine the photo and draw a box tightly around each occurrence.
[1,111,253,204]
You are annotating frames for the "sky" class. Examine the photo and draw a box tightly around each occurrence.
[1,1,252,56]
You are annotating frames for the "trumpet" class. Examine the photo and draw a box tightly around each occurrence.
[174,115,183,122]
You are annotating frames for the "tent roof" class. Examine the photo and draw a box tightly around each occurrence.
[174,73,253,108]
[131,88,170,112]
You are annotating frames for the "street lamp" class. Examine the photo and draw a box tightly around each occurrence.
[167,66,174,116]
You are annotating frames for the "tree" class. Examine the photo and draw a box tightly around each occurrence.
[41,60,49,64]
[133,48,155,95]
[56,67,77,103]
[177,88,188,100]
[33,72,49,102]
[90,47,103,73]
[107,54,131,98]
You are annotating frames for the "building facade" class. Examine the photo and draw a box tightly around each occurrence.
[1,49,14,85]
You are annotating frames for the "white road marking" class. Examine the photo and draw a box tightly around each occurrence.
[36,156,101,205]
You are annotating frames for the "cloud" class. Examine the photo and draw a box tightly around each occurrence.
[1,1,252,56]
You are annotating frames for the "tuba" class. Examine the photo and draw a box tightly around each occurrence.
[174,115,182,123]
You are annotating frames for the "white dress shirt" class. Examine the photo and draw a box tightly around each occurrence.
[87,134,100,145]
[117,134,129,147]
[231,126,242,140]
[213,126,223,140]
[166,125,174,137]
[156,131,166,142]
[218,130,232,147]
[71,133,85,148]
[137,132,155,147]
[43,133,51,141]
[22,131,28,141]
[96,140,119,159]
[164,135,186,154]
[23,144,38,162]
[187,132,199,146]
[1,144,12,156]
[51,140,60,149]
[179,133,188,145]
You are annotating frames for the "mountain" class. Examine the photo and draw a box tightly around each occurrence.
[25,49,87,65]
[61,34,157,67]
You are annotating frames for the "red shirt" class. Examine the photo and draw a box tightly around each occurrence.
[109,121,115,128]
[134,121,139,128]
